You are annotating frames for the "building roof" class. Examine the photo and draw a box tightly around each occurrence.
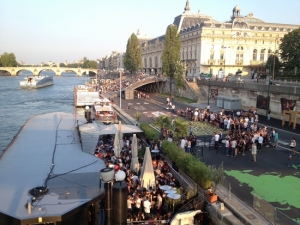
[0,112,106,222]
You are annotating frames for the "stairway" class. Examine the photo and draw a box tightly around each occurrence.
[185,81,207,103]
[178,192,205,213]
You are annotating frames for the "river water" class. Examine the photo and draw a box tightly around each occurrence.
[0,71,88,155]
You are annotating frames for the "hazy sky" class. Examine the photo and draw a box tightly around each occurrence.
[1,0,300,65]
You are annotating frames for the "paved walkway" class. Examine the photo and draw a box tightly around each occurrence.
[105,93,296,225]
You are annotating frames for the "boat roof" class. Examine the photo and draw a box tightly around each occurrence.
[95,98,111,103]
[0,112,105,221]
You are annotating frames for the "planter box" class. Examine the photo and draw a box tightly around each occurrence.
[206,192,218,203]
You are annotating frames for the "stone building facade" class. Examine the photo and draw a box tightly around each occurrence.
[139,0,299,78]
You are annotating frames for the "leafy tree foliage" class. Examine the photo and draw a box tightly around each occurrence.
[279,28,300,71]
[124,33,142,74]
[174,61,186,90]
[161,24,181,96]
[81,58,98,69]
[266,54,281,74]
[172,117,189,141]
[0,52,17,67]
[154,115,171,130]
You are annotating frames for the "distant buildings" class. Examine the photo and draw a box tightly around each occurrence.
[98,51,124,72]
[138,0,299,77]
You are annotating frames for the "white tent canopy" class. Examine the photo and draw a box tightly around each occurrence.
[130,134,139,172]
[98,124,142,135]
[140,147,156,189]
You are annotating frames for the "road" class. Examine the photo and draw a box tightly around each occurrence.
[106,91,300,223]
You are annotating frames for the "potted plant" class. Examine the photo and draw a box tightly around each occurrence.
[206,162,224,203]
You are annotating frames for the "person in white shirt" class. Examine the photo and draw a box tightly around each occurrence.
[180,137,186,149]
[230,139,237,157]
[156,193,162,215]
[194,110,199,121]
[143,196,151,218]
[214,132,220,152]
[258,134,263,150]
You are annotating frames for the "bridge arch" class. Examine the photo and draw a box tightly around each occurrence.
[0,67,98,76]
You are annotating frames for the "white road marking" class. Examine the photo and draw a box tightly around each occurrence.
[278,140,289,145]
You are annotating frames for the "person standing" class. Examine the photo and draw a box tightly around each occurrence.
[257,134,263,151]
[189,124,194,136]
[274,131,279,148]
[225,139,230,156]
[187,139,191,154]
[214,132,220,154]
[251,143,257,162]
[290,137,296,155]
[287,154,292,167]
[267,108,271,120]
[143,196,151,219]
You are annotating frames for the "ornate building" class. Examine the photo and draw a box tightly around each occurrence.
[139,0,299,77]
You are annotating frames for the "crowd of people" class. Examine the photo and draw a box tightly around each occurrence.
[94,134,187,224]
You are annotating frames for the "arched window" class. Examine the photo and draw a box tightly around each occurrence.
[144,58,147,68]
[260,49,265,61]
[210,52,214,60]
[149,58,152,68]
[253,49,257,61]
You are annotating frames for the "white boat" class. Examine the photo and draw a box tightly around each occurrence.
[74,85,99,107]
[20,75,53,88]
[92,98,117,124]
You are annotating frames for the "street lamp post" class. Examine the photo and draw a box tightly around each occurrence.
[119,70,122,109]
[272,51,276,82]
[207,78,211,105]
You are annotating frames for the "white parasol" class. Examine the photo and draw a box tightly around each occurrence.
[118,121,124,149]
[130,134,139,172]
[113,133,121,157]
[139,147,156,190]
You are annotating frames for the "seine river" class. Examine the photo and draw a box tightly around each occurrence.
[0,71,88,155]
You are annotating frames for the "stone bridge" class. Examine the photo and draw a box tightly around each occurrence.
[122,75,167,92]
[0,66,98,76]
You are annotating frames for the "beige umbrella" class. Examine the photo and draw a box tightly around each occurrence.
[130,134,139,172]
[118,121,124,149]
[113,133,121,157]
[140,147,156,190]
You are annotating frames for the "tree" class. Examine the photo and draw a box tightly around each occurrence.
[174,61,186,90]
[279,28,300,71]
[154,115,171,130]
[161,24,181,97]
[124,33,142,74]
[171,117,189,141]
[207,162,224,195]
[0,52,18,67]
[88,60,98,69]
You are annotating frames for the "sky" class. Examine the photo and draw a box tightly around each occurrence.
[1,0,300,65]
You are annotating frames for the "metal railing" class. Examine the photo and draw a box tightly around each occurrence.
[253,192,300,225]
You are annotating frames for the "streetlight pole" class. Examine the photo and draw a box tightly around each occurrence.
[119,70,122,109]
[272,52,276,82]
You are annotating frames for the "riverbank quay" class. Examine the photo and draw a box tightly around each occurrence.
[106,95,271,225]
[0,112,106,225]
